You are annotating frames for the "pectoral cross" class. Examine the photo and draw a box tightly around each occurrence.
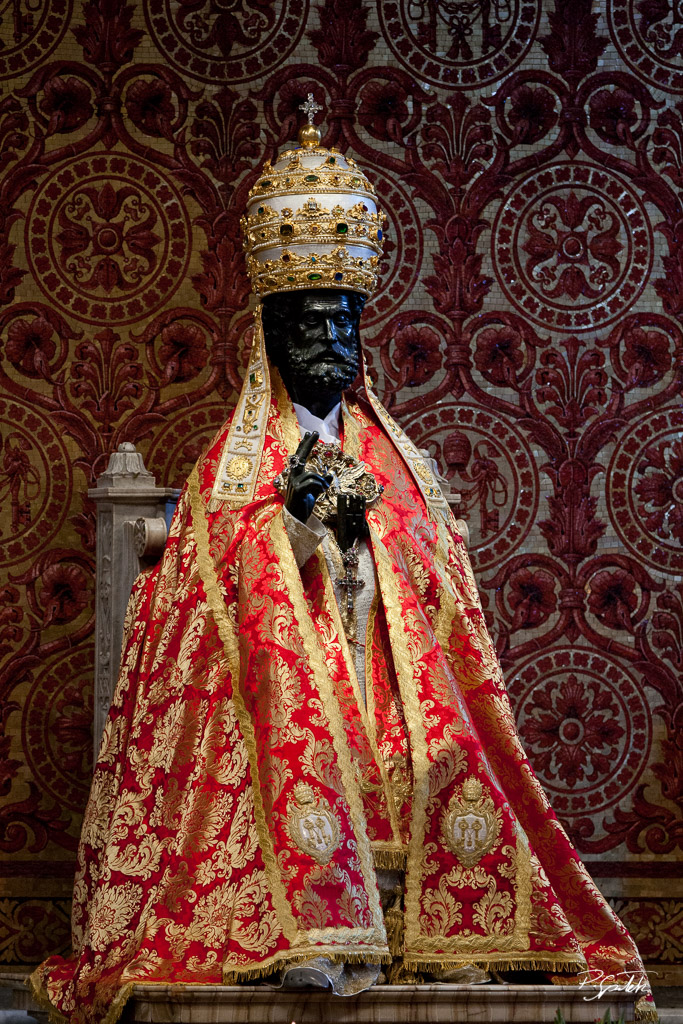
[299,92,322,125]
[338,544,365,616]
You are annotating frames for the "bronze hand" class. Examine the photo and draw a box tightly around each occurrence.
[284,431,333,523]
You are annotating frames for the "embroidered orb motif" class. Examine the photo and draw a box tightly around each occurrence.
[225,456,251,480]
[26,155,192,326]
[285,783,341,866]
[492,163,653,333]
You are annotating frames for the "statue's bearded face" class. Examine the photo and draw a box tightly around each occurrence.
[262,290,365,414]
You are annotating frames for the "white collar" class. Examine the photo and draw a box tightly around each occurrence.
[292,401,341,444]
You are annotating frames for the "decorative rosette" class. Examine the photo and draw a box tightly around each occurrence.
[242,104,385,298]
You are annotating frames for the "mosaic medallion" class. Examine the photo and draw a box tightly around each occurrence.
[509,647,651,817]
[26,154,192,327]
[23,646,93,811]
[608,0,683,94]
[378,0,541,89]
[145,0,309,84]
[492,162,653,333]
[408,401,538,572]
[608,407,683,576]
[0,397,71,567]
[0,0,73,81]
[363,167,422,326]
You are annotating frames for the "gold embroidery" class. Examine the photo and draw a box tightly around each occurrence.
[189,465,301,948]
[270,513,387,945]
[370,527,432,951]
[225,455,251,479]
[210,308,271,509]
[316,546,403,847]
[285,782,342,865]
[441,777,501,867]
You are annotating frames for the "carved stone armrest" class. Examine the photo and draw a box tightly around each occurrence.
[133,516,169,559]
[89,443,180,765]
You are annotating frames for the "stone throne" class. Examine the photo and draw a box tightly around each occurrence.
[88,442,180,762]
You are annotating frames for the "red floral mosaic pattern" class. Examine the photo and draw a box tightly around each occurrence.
[492,163,653,332]
[145,0,309,83]
[510,647,651,819]
[407,401,539,572]
[608,408,683,573]
[0,0,681,971]
[26,155,193,326]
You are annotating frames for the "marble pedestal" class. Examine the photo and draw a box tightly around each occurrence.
[0,973,639,1024]
[117,984,636,1024]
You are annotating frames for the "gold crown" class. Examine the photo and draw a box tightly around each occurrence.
[462,778,483,803]
[242,95,384,298]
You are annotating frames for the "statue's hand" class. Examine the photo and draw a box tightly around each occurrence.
[337,492,367,552]
[284,431,333,523]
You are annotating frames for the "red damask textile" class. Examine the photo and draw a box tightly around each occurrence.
[31,378,650,1024]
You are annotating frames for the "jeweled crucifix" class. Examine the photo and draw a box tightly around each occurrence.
[338,544,365,616]
[299,92,322,125]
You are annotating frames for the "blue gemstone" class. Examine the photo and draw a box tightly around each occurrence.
[377,229,383,240]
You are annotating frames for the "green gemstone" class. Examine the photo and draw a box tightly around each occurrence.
[305,174,319,182]
[257,206,264,215]
[308,273,322,281]
[336,223,348,234]
[328,157,336,164]
[260,180,272,187]
[287,275,295,281]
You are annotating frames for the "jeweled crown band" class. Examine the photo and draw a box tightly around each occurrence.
[242,115,385,299]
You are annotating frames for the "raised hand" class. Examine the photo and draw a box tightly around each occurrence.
[284,431,333,523]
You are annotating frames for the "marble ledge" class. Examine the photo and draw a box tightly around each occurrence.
[118,983,637,1024]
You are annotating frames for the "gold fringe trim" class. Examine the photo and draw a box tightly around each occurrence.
[26,972,69,1024]
[385,904,404,958]
[223,951,392,985]
[635,996,659,1023]
[27,970,136,1024]
[372,846,408,870]
[402,956,587,974]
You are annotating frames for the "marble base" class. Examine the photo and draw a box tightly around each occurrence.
[119,984,637,1023]
[0,975,639,1024]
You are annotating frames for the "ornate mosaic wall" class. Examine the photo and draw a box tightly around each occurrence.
[0,0,681,980]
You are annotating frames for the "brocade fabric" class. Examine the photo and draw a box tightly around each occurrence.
[31,378,650,1024]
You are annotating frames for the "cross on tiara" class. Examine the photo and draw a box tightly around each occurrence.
[299,92,322,125]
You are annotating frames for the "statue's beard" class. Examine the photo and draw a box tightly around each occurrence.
[283,349,359,396]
